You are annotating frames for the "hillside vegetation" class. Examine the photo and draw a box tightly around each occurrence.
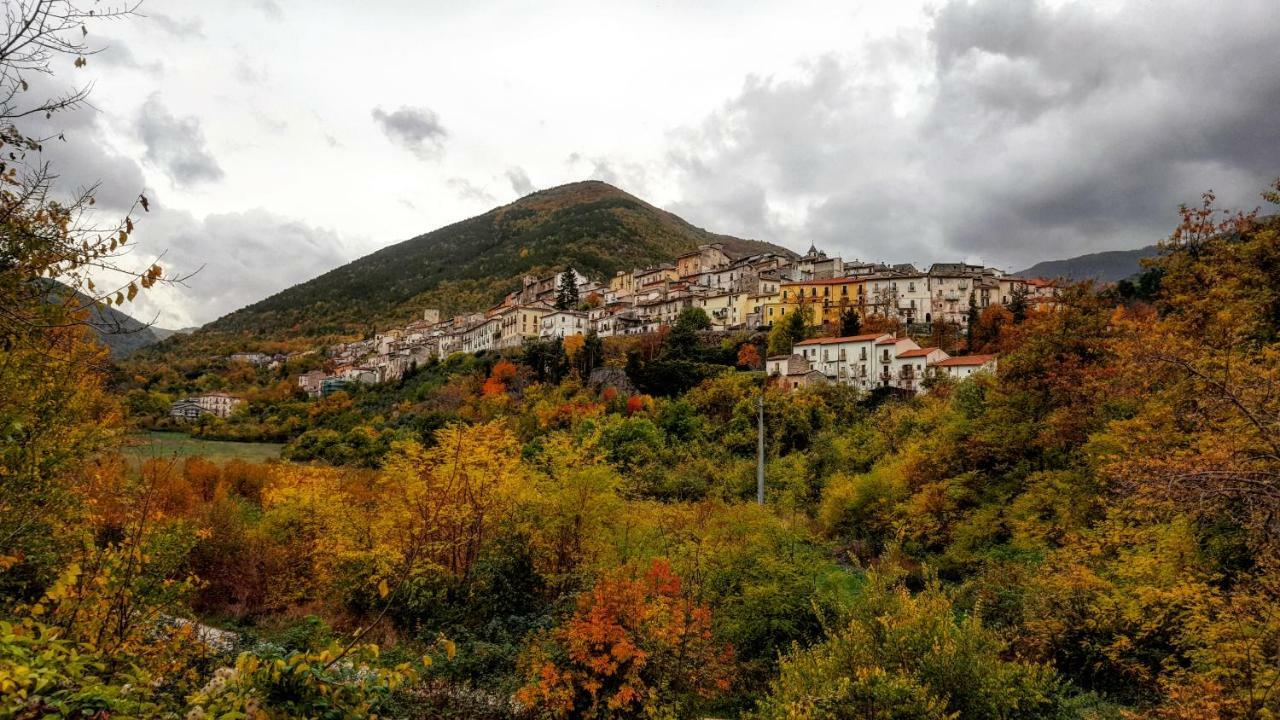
[206,181,790,337]
[13,184,1280,719]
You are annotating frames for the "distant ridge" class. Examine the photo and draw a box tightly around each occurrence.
[1015,245,1159,283]
[206,180,793,337]
[44,280,173,358]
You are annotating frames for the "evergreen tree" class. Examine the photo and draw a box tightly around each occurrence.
[966,291,979,349]
[665,307,711,360]
[839,307,861,337]
[556,270,580,310]
[1008,284,1029,323]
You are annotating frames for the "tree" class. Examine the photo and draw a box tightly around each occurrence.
[736,342,761,370]
[575,330,604,378]
[755,571,1067,720]
[839,307,861,337]
[517,559,732,719]
[965,291,980,349]
[1008,284,1030,323]
[767,304,809,357]
[555,270,580,310]
[665,307,711,360]
[523,338,570,384]
[0,0,176,593]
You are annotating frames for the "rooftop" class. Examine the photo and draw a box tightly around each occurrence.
[932,354,998,367]
[795,333,890,346]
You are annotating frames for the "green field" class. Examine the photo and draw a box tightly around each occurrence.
[121,431,285,465]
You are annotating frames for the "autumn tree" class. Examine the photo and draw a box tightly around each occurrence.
[0,0,176,593]
[754,570,1067,719]
[736,342,761,370]
[517,559,732,719]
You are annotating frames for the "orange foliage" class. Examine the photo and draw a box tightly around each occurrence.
[625,395,651,416]
[482,359,520,397]
[860,314,902,335]
[736,343,761,369]
[517,559,732,719]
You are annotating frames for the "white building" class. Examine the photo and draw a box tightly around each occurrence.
[540,309,588,339]
[930,354,998,380]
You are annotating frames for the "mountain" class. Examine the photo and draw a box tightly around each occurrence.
[207,181,794,336]
[1015,245,1159,283]
[44,280,173,358]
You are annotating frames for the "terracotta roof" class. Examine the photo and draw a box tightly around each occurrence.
[795,333,889,346]
[897,347,941,358]
[875,337,902,345]
[766,354,793,360]
[931,354,998,367]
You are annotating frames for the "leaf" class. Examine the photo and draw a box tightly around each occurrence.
[139,194,150,211]
[377,579,389,598]
[127,283,137,302]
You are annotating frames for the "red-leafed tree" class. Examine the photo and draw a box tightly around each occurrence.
[517,559,733,719]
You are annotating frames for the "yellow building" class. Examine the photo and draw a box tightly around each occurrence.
[777,278,866,326]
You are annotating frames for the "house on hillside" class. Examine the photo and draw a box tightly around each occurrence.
[930,354,999,380]
[169,391,244,421]
[192,391,243,418]
[169,399,203,421]
[675,243,731,278]
[894,346,948,394]
[765,354,829,390]
[297,370,327,398]
[539,309,588,339]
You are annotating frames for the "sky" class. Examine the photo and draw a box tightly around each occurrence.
[28,0,1280,328]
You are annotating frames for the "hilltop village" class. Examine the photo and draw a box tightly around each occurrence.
[279,243,1057,402]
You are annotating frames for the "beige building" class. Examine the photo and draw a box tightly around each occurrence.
[675,243,731,278]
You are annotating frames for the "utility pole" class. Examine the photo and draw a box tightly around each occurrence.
[756,391,765,505]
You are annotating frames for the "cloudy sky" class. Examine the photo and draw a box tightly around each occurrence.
[33,0,1280,327]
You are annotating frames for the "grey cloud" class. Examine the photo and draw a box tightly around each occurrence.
[255,0,283,20]
[668,0,1280,270]
[129,207,351,327]
[448,177,495,204]
[135,95,224,187]
[15,73,147,212]
[506,167,535,196]
[148,12,204,38]
[371,105,446,161]
[566,153,650,196]
[93,37,164,74]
